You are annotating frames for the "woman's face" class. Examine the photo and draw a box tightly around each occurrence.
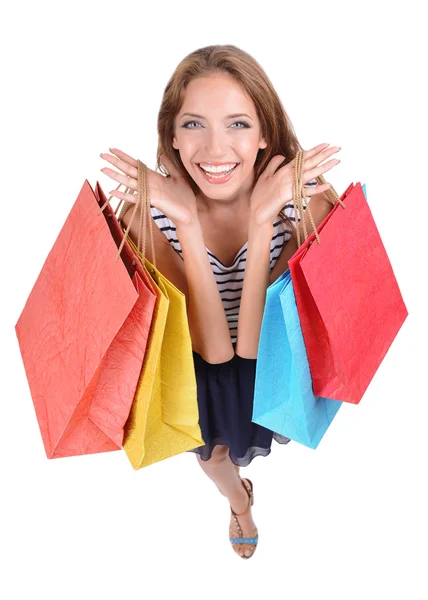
[172,73,267,205]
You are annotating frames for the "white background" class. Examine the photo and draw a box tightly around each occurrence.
[1,1,426,598]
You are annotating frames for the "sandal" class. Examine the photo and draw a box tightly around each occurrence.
[229,477,258,559]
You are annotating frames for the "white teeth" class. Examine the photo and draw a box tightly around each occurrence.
[199,163,237,174]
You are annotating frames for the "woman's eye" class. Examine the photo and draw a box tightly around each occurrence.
[182,121,200,129]
[231,121,250,128]
[181,121,250,129]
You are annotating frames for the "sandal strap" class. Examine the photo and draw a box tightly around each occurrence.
[231,499,250,518]
[230,535,258,545]
[230,477,254,517]
[240,477,254,505]
[229,475,258,555]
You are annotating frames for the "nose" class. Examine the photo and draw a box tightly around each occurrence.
[204,129,230,158]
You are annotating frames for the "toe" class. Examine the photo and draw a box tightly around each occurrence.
[230,508,257,558]
[230,521,244,557]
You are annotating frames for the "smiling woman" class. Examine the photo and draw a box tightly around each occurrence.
[152,45,340,560]
[102,43,340,560]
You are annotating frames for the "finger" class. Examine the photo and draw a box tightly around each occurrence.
[100,167,138,191]
[100,151,138,180]
[270,144,331,178]
[310,142,330,153]
[108,147,138,167]
[304,145,341,172]
[304,158,340,183]
[303,182,331,196]
[108,189,138,203]
[303,143,331,161]
[263,154,289,178]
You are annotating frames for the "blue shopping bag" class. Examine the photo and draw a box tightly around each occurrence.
[252,269,342,449]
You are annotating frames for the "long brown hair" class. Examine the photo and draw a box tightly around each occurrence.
[155,44,304,228]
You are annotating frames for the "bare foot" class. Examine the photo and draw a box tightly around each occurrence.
[229,478,258,558]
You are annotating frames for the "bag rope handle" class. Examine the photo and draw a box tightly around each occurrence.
[97,160,156,267]
[292,149,346,247]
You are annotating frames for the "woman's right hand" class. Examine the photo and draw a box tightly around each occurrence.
[100,148,198,226]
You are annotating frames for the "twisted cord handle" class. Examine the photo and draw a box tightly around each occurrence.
[292,149,345,247]
[97,160,156,266]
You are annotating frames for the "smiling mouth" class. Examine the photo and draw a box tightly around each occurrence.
[196,163,240,180]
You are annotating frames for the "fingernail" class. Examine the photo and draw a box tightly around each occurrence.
[100,153,104,158]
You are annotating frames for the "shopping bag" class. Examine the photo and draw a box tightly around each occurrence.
[252,269,342,449]
[116,160,204,469]
[123,236,204,469]
[288,154,408,404]
[15,178,156,459]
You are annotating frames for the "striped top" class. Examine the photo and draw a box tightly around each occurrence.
[150,179,317,343]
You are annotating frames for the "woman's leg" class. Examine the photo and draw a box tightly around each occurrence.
[196,445,248,509]
[196,445,257,557]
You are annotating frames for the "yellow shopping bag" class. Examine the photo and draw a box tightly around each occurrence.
[120,161,204,469]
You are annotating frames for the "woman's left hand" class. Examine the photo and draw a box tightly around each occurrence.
[250,142,341,227]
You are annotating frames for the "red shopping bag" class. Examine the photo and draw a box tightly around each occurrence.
[15,180,156,458]
[289,181,408,404]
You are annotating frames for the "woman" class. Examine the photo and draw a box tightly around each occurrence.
[100,44,341,559]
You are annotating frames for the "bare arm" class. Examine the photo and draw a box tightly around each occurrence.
[270,189,335,285]
[121,205,233,363]
[237,190,335,358]
[120,202,190,305]
[100,150,234,363]
[235,221,274,359]
[176,219,235,364]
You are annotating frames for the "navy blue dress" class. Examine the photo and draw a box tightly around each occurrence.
[150,181,316,466]
[188,342,290,467]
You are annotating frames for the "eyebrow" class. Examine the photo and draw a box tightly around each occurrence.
[180,112,254,121]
